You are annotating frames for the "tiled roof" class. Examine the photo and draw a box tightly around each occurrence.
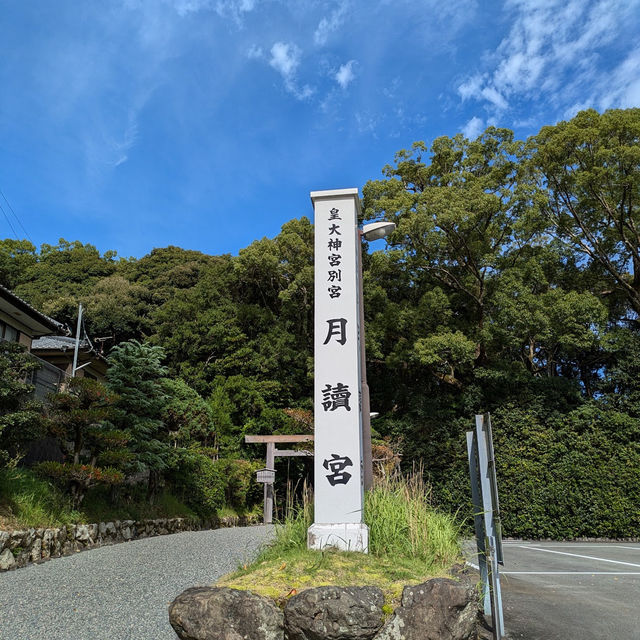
[0,285,67,334]
[31,336,90,351]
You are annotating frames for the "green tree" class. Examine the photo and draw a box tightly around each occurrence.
[36,377,125,508]
[363,129,530,366]
[528,108,640,315]
[0,342,43,466]
[107,340,169,499]
[0,239,37,289]
[161,378,217,449]
[14,239,118,328]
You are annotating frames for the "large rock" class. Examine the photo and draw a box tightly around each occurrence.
[0,530,9,551]
[285,586,384,640]
[0,548,15,571]
[373,578,478,640]
[169,586,284,640]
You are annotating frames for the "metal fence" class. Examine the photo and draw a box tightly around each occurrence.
[27,353,68,400]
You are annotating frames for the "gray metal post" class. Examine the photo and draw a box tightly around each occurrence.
[484,414,503,564]
[476,415,497,547]
[71,303,83,378]
[264,442,275,524]
[487,535,505,639]
[466,430,490,614]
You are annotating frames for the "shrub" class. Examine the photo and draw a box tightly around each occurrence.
[215,458,263,511]
[34,461,123,508]
[434,401,640,539]
[167,448,224,518]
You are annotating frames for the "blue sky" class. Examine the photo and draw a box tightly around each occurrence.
[1,0,639,258]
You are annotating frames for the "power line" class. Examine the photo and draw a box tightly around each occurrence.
[0,188,33,243]
[0,200,19,241]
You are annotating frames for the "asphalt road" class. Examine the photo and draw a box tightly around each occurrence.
[0,525,273,640]
[476,541,640,640]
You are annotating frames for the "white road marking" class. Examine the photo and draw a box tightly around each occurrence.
[503,571,640,575]
[504,543,640,549]
[518,545,640,568]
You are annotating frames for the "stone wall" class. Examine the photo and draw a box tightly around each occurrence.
[0,514,260,572]
[169,579,489,640]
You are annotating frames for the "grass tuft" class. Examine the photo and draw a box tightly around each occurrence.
[217,473,462,605]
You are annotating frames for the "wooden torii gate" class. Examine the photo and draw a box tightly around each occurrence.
[244,434,314,524]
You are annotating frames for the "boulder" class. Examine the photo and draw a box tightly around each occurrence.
[285,586,384,640]
[75,524,91,543]
[373,578,478,640]
[29,537,42,563]
[0,548,15,571]
[42,529,54,559]
[24,528,36,548]
[0,530,9,551]
[169,586,284,640]
[9,530,25,549]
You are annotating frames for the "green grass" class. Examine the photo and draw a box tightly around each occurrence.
[0,468,196,529]
[0,468,80,529]
[217,473,462,606]
[218,503,263,520]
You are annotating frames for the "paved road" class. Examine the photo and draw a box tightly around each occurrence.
[471,541,640,640]
[0,525,273,640]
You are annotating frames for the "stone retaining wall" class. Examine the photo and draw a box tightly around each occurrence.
[0,514,260,572]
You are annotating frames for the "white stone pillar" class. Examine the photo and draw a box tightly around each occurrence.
[307,188,368,553]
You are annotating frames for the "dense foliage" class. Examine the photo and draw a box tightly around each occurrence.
[1,108,639,536]
[0,342,44,465]
[35,378,125,508]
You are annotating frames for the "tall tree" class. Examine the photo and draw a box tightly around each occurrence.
[107,340,168,499]
[362,128,531,379]
[528,108,640,316]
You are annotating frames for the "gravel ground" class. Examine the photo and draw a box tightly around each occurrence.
[0,525,274,640]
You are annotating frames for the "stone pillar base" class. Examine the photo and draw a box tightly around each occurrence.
[307,523,369,553]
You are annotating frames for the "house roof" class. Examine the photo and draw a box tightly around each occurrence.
[0,285,67,337]
[31,336,90,351]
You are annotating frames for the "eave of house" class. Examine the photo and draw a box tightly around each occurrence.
[0,285,67,337]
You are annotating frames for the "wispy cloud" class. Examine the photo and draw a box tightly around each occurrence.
[269,41,314,100]
[158,0,258,20]
[335,60,356,89]
[456,0,640,118]
[462,116,483,139]
[314,1,348,46]
[246,44,263,59]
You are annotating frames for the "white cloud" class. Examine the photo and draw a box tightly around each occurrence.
[335,60,356,89]
[270,42,300,78]
[246,44,263,59]
[269,42,314,100]
[480,86,508,111]
[214,0,257,21]
[599,47,640,110]
[462,116,484,140]
[457,74,484,102]
[457,0,640,117]
[314,2,348,46]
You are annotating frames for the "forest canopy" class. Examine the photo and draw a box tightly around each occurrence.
[2,108,639,537]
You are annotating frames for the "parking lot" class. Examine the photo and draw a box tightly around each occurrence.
[469,541,640,639]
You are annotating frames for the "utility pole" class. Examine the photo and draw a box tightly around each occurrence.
[71,303,83,377]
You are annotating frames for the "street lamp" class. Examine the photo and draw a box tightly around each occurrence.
[358,220,396,491]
